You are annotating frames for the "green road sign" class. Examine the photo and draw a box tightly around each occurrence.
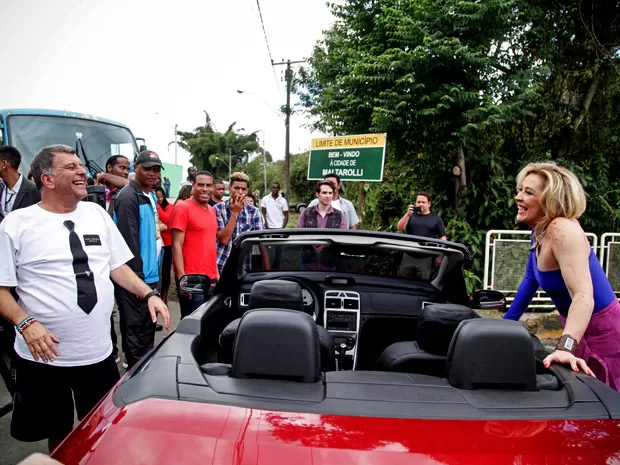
[308,133,387,181]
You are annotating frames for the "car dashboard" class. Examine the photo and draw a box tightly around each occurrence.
[233,272,449,370]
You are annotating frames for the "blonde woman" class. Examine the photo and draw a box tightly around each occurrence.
[504,162,620,391]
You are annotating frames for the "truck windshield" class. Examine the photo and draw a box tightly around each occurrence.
[6,115,138,175]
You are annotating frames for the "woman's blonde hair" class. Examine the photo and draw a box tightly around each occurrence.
[516,161,586,235]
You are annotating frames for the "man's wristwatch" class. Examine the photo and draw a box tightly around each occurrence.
[143,289,161,301]
[556,334,578,355]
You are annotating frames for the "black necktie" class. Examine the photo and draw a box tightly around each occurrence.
[64,220,98,314]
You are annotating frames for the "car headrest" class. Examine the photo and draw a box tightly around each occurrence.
[248,280,304,312]
[416,303,481,355]
[232,309,321,383]
[446,319,537,391]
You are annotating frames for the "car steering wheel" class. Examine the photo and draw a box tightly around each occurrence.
[277,277,321,322]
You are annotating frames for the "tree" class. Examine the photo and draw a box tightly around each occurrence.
[299,0,541,210]
[234,150,275,196]
[176,111,265,180]
[298,0,620,286]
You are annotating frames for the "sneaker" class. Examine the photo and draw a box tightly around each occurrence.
[122,360,128,369]
[114,356,121,364]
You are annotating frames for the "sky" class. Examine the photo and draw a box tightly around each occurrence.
[0,0,335,170]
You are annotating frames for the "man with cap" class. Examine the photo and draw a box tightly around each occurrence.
[113,150,164,369]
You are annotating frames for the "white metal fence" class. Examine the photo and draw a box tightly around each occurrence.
[483,230,618,311]
[600,233,620,295]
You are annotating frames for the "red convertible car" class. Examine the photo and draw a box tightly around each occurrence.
[53,230,620,464]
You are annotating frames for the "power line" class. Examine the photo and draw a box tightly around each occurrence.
[255,0,280,87]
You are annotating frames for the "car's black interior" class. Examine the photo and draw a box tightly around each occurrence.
[230,309,321,383]
[218,280,335,371]
[375,302,482,376]
[113,231,620,420]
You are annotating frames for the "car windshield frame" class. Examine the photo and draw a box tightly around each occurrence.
[220,229,472,291]
[6,114,139,174]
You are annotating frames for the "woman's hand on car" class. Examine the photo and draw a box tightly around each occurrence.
[543,349,594,376]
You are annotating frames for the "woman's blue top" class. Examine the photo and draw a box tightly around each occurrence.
[503,237,616,320]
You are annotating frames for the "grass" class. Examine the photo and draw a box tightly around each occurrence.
[287,211,300,228]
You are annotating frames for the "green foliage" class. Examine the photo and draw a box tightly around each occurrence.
[463,269,483,296]
[300,0,539,162]
[298,0,620,284]
[177,111,265,182]
[289,152,316,203]
[230,150,318,203]
[234,152,276,196]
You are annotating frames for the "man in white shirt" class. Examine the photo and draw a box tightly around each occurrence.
[261,182,289,229]
[308,173,359,229]
[0,144,169,451]
[0,146,41,378]
[0,146,40,222]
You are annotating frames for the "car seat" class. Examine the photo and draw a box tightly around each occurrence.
[219,280,335,371]
[375,303,480,375]
[446,318,537,390]
[231,309,321,383]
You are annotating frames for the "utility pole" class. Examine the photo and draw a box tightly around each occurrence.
[174,123,178,165]
[272,59,304,197]
[261,130,267,194]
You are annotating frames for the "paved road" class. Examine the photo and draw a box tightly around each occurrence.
[0,300,181,465]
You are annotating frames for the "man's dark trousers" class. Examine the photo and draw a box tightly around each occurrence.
[176,277,210,318]
[178,292,205,319]
[115,282,158,369]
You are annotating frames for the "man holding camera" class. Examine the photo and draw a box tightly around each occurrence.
[397,192,446,279]
[397,191,446,239]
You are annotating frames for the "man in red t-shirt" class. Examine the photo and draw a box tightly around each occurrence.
[170,171,218,317]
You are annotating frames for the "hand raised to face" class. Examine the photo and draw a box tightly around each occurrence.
[230,192,246,215]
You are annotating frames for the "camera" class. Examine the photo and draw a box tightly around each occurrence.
[83,185,106,210]
[413,206,422,214]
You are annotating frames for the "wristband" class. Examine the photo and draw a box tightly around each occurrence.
[556,334,578,355]
[16,316,37,334]
[143,289,160,300]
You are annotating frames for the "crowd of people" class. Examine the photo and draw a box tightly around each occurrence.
[0,143,619,458]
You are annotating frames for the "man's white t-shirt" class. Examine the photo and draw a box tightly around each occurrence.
[0,202,133,366]
[261,194,289,228]
[147,192,163,258]
[0,173,23,216]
